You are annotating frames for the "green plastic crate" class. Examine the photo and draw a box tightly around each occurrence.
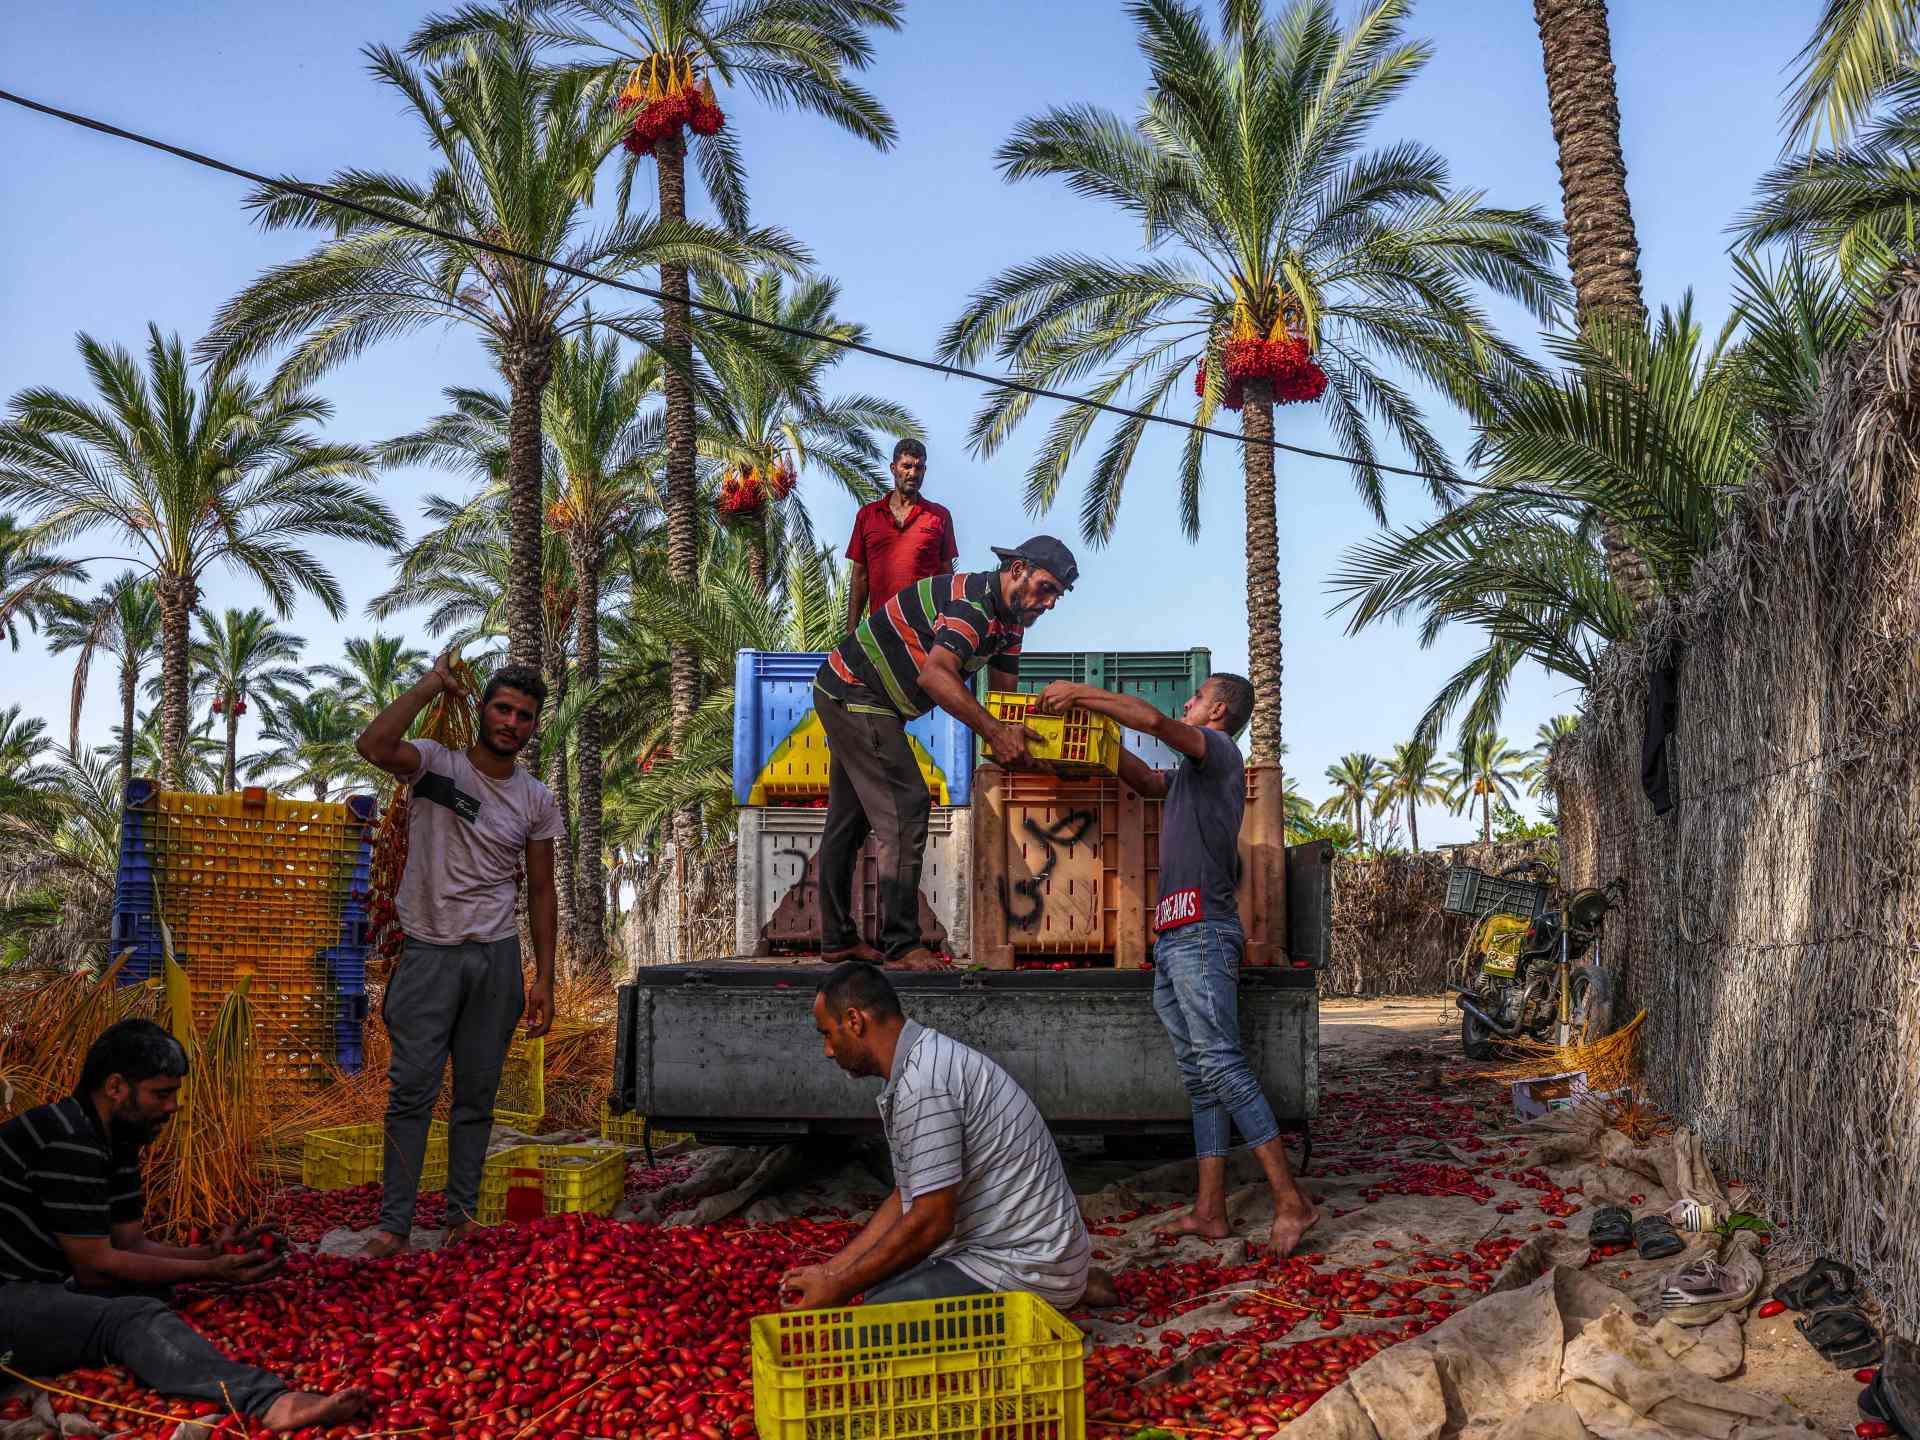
[975,649,1211,768]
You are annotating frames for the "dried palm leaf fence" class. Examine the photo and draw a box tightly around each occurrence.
[1552,264,1920,1333]
[620,845,738,967]
[1323,841,1557,997]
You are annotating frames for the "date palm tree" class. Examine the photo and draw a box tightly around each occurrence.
[0,745,122,970]
[940,0,1566,768]
[1780,0,1920,148]
[0,707,53,783]
[1330,255,1866,743]
[202,18,790,679]
[601,544,848,852]
[1379,740,1446,854]
[0,516,71,651]
[113,706,224,793]
[245,689,366,801]
[380,332,667,958]
[411,0,900,857]
[1532,0,1653,609]
[315,636,431,716]
[696,271,918,591]
[0,327,396,787]
[41,573,161,797]
[1738,5,1920,281]
[187,608,309,792]
[1317,752,1386,843]
[1523,714,1579,798]
[1443,732,1528,844]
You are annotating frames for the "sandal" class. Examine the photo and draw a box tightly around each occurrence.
[1796,1303,1883,1369]
[1772,1257,1857,1311]
[1589,1206,1633,1248]
[1633,1214,1686,1260]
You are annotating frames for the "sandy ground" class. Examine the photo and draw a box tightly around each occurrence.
[1318,995,1868,1439]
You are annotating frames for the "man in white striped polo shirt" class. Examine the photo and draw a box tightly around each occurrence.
[779,963,1095,1311]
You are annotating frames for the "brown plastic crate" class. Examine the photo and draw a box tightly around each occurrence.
[973,763,1288,969]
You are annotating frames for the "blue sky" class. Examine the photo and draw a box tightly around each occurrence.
[1,0,1814,843]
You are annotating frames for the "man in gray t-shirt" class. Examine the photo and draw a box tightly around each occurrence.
[355,652,561,1257]
[1038,673,1318,1258]
[780,963,1093,1312]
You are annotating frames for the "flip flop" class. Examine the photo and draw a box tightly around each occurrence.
[1589,1206,1633,1248]
[1797,1303,1883,1369]
[1858,1374,1897,1428]
[1772,1257,1857,1311]
[1879,1336,1920,1435]
[1633,1214,1686,1260]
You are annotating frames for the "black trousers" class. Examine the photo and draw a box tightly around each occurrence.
[0,1279,288,1416]
[815,691,931,960]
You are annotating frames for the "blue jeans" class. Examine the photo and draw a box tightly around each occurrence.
[1152,919,1280,1158]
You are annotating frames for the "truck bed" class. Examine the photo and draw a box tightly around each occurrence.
[612,963,1319,1141]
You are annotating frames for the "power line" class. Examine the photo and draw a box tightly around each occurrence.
[0,86,1567,504]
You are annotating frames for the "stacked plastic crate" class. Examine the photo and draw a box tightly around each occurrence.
[112,781,377,1082]
[967,648,1294,971]
[966,650,1205,971]
[732,651,975,959]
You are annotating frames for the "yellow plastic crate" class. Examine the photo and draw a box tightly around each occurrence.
[599,1103,690,1148]
[747,711,952,805]
[494,1036,544,1131]
[476,1143,625,1225]
[301,1120,448,1192]
[984,692,1122,774]
[752,1291,1085,1440]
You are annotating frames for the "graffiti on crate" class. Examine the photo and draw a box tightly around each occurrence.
[999,810,1097,929]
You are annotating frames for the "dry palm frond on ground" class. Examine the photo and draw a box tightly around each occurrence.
[1484,1008,1646,1094]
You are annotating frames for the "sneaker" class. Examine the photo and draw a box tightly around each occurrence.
[1668,1197,1716,1232]
[1660,1253,1762,1327]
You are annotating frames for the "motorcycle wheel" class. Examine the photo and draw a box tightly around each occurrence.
[1461,991,1498,1060]
[1553,966,1610,1047]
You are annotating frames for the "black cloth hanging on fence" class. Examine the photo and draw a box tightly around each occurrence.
[1642,655,1680,815]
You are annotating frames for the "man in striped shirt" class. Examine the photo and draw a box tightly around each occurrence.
[780,963,1094,1310]
[813,535,1077,968]
[0,1020,368,1432]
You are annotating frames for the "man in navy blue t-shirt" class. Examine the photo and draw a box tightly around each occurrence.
[1036,673,1318,1256]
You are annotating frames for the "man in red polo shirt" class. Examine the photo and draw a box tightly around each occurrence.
[845,439,957,633]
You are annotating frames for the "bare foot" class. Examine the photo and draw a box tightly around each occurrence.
[262,1387,371,1432]
[822,942,886,964]
[1081,1267,1121,1308]
[442,1220,484,1246]
[358,1231,407,1260]
[1154,1208,1233,1240]
[886,949,952,972]
[1268,1196,1320,1258]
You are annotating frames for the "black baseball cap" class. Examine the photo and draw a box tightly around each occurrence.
[990,535,1079,591]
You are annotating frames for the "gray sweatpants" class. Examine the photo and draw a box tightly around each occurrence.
[0,1281,287,1415]
[378,936,525,1235]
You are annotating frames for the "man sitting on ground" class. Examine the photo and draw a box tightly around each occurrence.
[780,962,1112,1311]
[0,1020,368,1432]
[1037,673,1319,1256]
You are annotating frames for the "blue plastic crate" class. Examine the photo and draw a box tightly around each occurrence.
[731,651,975,806]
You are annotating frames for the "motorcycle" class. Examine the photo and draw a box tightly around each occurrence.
[1444,859,1622,1060]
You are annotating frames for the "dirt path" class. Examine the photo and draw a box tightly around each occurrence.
[1318,995,1866,1439]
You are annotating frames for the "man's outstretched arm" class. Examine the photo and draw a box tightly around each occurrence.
[1037,681,1209,763]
